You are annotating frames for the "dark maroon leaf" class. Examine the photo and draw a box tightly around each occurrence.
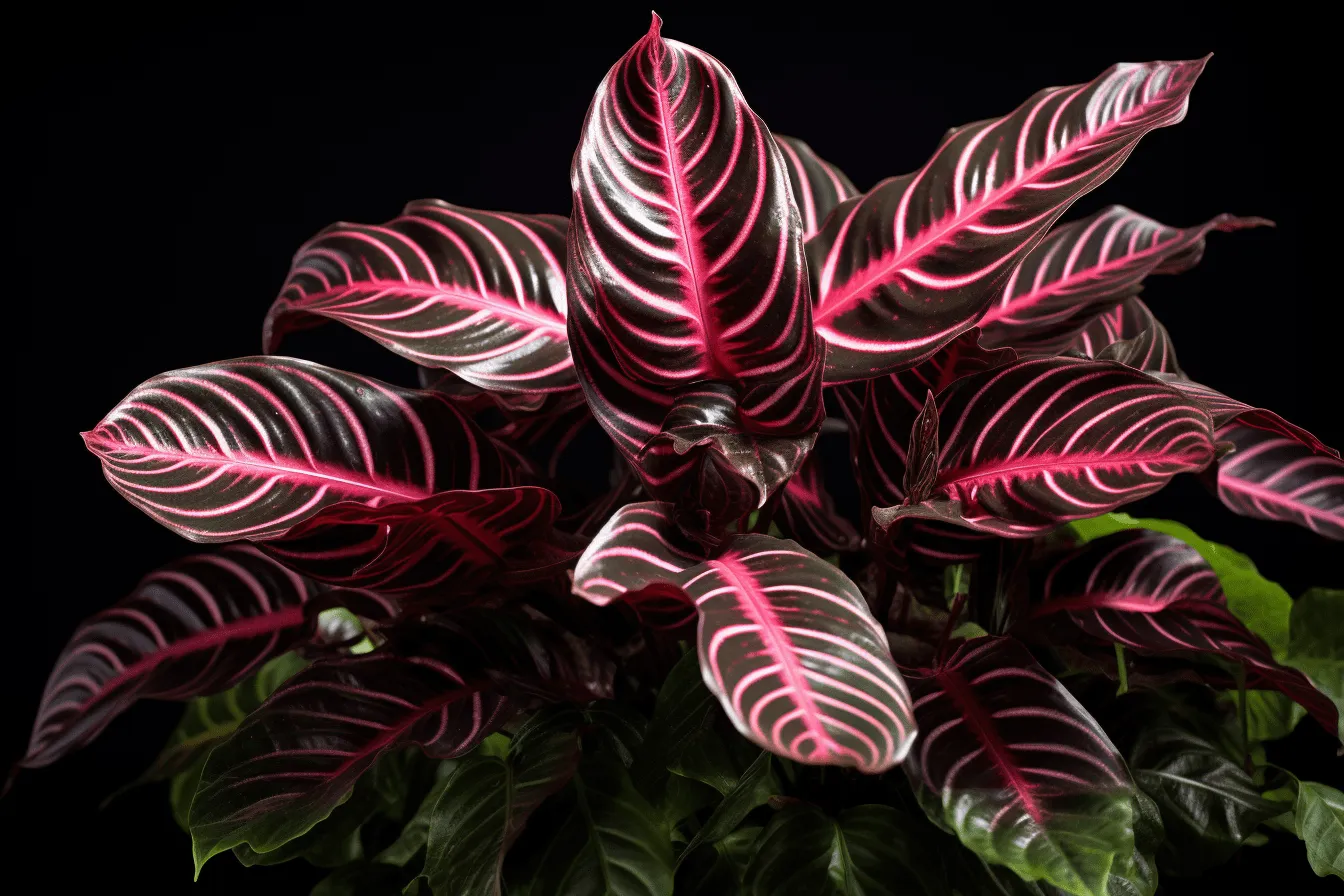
[566,16,823,533]
[1159,378,1339,460]
[19,546,319,772]
[258,487,574,595]
[774,135,860,238]
[808,58,1208,382]
[1068,297,1182,374]
[873,357,1216,537]
[263,201,574,394]
[84,357,518,543]
[573,503,915,772]
[980,207,1268,352]
[777,452,861,553]
[1211,423,1344,540]
[1029,530,1339,734]
[902,636,1135,896]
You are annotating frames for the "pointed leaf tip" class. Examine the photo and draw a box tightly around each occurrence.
[649,11,662,37]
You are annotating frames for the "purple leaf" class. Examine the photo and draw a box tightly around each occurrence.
[981,207,1268,352]
[263,201,574,394]
[19,546,319,772]
[258,487,573,595]
[573,503,915,772]
[83,357,518,543]
[1212,423,1344,540]
[873,356,1216,536]
[902,636,1135,896]
[809,58,1208,383]
[1159,377,1339,460]
[1068,297,1182,374]
[774,135,860,238]
[1028,530,1339,734]
[777,452,861,553]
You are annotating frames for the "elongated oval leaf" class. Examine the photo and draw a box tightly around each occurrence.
[567,14,814,396]
[420,705,582,895]
[258,487,573,595]
[1067,298,1180,374]
[189,647,511,874]
[19,546,318,772]
[689,535,916,771]
[1156,378,1338,459]
[980,207,1267,352]
[264,200,574,393]
[1030,531,1339,735]
[743,803,946,896]
[84,356,517,542]
[902,637,1135,896]
[775,135,860,238]
[1213,423,1344,540]
[573,508,915,770]
[873,357,1215,537]
[809,58,1207,382]
[1295,782,1344,879]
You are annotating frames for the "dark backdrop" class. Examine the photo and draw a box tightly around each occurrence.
[8,6,1338,894]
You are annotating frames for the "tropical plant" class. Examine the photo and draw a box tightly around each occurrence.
[12,13,1342,895]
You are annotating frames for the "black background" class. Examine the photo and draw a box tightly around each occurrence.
[7,5,1339,893]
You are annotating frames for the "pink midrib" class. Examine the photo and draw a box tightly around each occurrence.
[936,447,1207,491]
[1220,475,1343,525]
[288,281,567,335]
[86,437,429,502]
[648,42,724,379]
[936,666,1044,823]
[816,84,1176,325]
[65,606,305,717]
[709,555,835,757]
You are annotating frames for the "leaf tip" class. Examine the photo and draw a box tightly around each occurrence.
[648,10,663,39]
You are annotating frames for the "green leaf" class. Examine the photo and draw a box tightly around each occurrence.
[530,750,674,896]
[1068,514,1292,655]
[1105,791,1163,896]
[1283,588,1344,741]
[1295,782,1344,880]
[371,760,458,868]
[675,826,764,895]
[1221,689,1306,743]
[635,651,718,794]
[676,752,778,868]
[1129,723,1280,875]
[417,705,581,896]
[743,803,948,896]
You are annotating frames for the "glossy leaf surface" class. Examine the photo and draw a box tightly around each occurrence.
[902,637,1135,896]
[85,357,515,542]
[1068,298,1181,375]
[20,546,318,771]
[264,201,574,393]
[1213,423,1344,540]
[774,135,859,238]
[1295,782,1344,879]
[874,357,1215,536]
[809,58,1208,381]
[981,207,1266,352]
[776,452,861,553]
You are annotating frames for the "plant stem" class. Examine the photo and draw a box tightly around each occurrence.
[937,590,969,665]
[1113,643,1129,696]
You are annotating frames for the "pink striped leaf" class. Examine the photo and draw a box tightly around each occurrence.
[263,200,574,394]
[18,546,320,773]
[775,135,860,238]
[1156,377,1339,459]
[872,356,1216,537]
[856,329,1016,509]
[572,504,916,772]
[809,58,1207,383]
[1212,423,1344,540]
[257,487,575,595]
[1068,297,1182,374]
[84,357,517,543]
[1028,530,1339,734]
[777,452,861,553]
[902,636,1136,896]
[187,612,611,874]
[980,207,1268,352]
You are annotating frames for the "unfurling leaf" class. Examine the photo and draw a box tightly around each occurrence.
[809,58,1208,382]
[902,637,1136,896]
[874,357,1215,537]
